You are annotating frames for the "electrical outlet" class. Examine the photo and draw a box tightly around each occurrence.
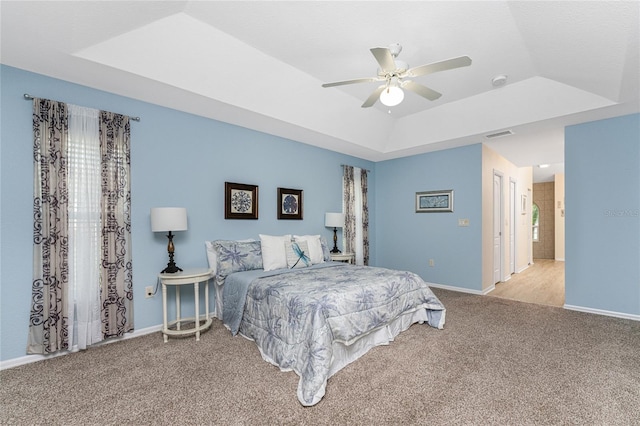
[429,259,435,267]
[145,286,154,298]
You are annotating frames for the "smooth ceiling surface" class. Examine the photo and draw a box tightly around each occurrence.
[2,1,638,180]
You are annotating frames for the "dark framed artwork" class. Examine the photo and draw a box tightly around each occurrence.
[416,189,454,213]
[277,187,303,220]
[225,182,258,219]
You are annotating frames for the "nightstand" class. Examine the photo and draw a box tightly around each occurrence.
[159,268,214,342]
[330,252,355,264]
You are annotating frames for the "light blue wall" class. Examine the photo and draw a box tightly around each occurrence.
[375,145,483,291]
[0,65,374,362]
[565,113,640,315]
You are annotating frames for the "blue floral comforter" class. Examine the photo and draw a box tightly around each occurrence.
[223,263,446,406]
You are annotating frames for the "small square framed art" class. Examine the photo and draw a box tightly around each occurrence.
[277,187,303,220]
[225,182,258,219]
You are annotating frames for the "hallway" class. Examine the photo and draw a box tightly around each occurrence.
[489,259,565,307]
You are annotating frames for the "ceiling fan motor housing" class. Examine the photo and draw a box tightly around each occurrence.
[388,43,402,57]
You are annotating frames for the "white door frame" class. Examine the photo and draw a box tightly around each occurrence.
[509,178,517,276]
[493,170,504,284]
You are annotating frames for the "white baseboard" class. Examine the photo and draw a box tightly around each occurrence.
[516,264,531,274]
[1,324,163,371]
[427,282,491,295]
[563,304,640,322]
[429,284,640,322]
[555,258,565,261]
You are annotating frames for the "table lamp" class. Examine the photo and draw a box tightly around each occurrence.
[151,207,188,273]
[324,212,344,253]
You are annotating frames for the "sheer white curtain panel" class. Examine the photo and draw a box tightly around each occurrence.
[67,104,103,350]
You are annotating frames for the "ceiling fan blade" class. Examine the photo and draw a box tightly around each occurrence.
[370,47,397,73]
[402,80,442,101]
[361,86,385,108]
[405,56,472,78]
[322,77,379,88]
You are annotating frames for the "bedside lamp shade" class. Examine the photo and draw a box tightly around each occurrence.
[325,212,344,254]
[151,207,188,233]
[324,212,344,228]
[151,207,188,273]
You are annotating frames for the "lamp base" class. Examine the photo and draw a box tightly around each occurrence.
[160,231,182,273]
[331,227,341,253]
[161,263,183,274]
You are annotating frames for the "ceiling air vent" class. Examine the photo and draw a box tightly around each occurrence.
[485,130,514,139]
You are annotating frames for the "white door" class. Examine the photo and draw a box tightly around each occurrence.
[510,179,516,275]
[493,172,503,284]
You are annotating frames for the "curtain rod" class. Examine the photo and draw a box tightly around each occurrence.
[341,164,371,173]
[23,93,141,122]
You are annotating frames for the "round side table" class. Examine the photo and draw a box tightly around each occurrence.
[159,268,214,342]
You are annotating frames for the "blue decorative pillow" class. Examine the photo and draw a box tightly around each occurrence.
[213,240,263,278]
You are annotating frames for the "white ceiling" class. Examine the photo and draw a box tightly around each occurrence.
[2,1,638,182]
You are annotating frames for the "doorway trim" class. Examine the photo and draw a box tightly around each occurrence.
[493,170,504,284]
[509,177,517,277]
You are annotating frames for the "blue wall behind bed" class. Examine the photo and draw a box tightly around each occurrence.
[0,65,374,363]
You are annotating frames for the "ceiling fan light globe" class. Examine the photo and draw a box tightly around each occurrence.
[380,86,404,106]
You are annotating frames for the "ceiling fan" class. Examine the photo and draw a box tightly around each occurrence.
[322,43,472,108]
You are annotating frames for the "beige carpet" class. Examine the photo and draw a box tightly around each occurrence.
[1,289,639,425]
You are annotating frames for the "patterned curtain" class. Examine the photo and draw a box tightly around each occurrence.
[28,100,133,355]
[28,99,70,354]
[361,169,369,265]
[343,165,370,266]
[343,165,356,255]
[99,111,134,338]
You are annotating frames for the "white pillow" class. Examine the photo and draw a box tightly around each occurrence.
[205,239,255,274]
[293,235,324,264]
[205,241,217,274]
[259,234,292,271]
[285,240,311,268]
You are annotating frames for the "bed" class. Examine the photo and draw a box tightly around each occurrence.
[205,236,446,406]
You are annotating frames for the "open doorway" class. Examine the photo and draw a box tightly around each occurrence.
[492,176,565,307]
[490,259,564,306]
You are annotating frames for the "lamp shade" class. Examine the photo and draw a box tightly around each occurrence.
[150,207,188,232]
[325,212,345,228]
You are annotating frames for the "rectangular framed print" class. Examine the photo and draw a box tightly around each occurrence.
[277,187,303,220]
[416,189,454,213]
[225,182,258,219]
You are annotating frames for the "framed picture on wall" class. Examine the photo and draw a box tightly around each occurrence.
[277,187,303,220]
[415,189,454,213]
[225,182,258,219]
